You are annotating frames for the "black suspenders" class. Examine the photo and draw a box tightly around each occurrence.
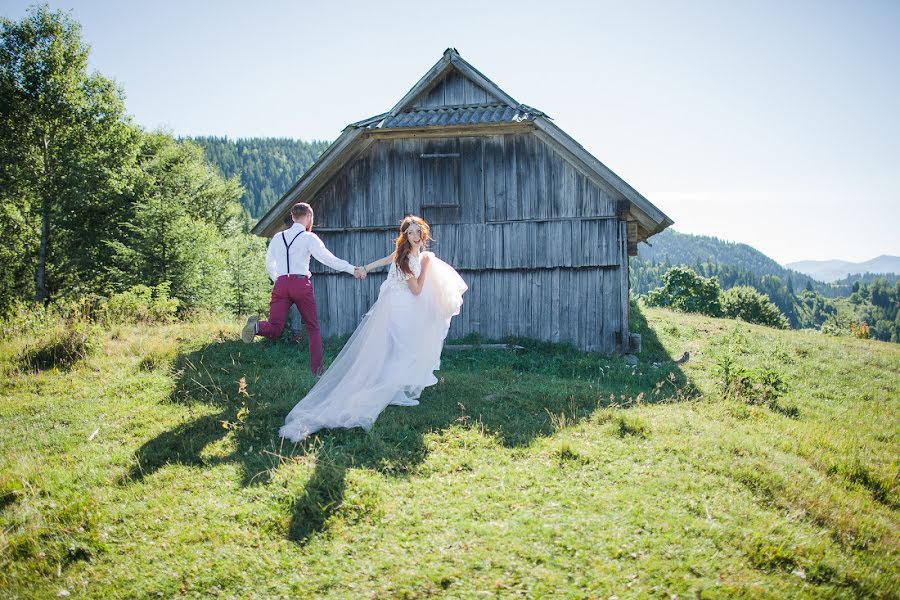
[281,230,305,275]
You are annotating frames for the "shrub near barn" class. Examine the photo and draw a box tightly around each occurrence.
[644,266,791,330]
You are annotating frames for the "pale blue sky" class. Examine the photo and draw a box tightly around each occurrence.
[4,0,899,264]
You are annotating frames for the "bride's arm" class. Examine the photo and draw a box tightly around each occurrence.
[406,254,431,296]
[363,251,395,274]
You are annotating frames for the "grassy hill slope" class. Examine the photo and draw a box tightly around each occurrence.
[1,308,897,598]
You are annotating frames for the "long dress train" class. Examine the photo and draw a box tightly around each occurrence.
[279,252,467,442]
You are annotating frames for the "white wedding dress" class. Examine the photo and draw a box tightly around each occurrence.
[279,252,467,442]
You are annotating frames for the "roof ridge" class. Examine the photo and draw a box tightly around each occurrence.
[402,102,512,112]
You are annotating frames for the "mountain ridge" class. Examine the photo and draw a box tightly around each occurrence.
[785,255,900,282]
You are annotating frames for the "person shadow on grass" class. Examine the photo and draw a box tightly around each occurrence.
[123,305,691,546]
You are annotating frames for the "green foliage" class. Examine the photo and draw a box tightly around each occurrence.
[820,313,844,336]
[847,278,900,343]
[632,228,824,293]
[103,133,244,312]
[223,234,273,316]
[628,230,880,331]
[0,5,141,303]
[189,137,329,218]
[0,301,59,341]
[17,321,98,371]
[820,285,898,343]
[106,284,179,325]
[0,201,34,316]
[615,413,650,438]
[1,9,260,318]
[792,289,838,330]
[833,271,900,287]
[721,286,789,329]
[712,332,790,412]
[644,265,723,316]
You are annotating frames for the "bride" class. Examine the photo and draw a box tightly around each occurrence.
[279,215,467,442]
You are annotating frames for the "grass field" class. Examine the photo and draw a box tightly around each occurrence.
[1,306,897,598]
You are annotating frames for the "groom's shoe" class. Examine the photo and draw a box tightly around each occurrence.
[241,316,259,343]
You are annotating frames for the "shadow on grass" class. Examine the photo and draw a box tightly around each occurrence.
[124,303,694,545]
[123,338,305,487]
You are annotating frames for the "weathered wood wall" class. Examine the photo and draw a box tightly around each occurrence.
[310,220,622,273]
[412,68,501,107]
[308,265,627,354]
[297,130,632,353]
[310,133,621,229]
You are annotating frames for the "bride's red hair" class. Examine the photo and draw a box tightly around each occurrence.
[395,215,430,276]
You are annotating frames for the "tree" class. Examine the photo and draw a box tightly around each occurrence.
[223,234,272,316]
[644,266,723,316]
[105,134,245,312]
[189,137,329,218]
[0,5,139,303]
[846,278,899,343]
[721,286,789,329]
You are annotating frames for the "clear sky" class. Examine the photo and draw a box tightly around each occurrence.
[3,0,899,265]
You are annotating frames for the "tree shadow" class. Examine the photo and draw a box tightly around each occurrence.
[123,302,694,547]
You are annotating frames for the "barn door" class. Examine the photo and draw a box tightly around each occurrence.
[420,139,460,223]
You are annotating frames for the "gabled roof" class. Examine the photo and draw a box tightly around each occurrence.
[252,48,673,239]
[355,103,540,130]
[387,47,520,114]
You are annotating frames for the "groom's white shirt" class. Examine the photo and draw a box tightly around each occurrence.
[265,223,355,282]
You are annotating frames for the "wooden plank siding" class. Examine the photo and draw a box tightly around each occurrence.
[308,132,620,229]
[309,220,623,273]
[308,267,623,354]
[412,68,501,108]
[294,128,632,353]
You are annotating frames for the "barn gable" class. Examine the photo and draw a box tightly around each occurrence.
[253,49,671,246]
[389,48,519,114]
[250,48,673,352]
[410,68,504,108]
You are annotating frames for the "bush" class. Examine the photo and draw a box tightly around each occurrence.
[0,301,59,341]
[821,313,849,336]
[721,286,789,329]
[713,350,790,410]
[105,283,179,325]
[18,322,99,371]
[850,321,870,339]
[644,266,723,316]
[616,413,650,438]
[821,312,868,338]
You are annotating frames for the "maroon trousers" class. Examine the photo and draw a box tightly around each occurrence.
[257,275,323,374]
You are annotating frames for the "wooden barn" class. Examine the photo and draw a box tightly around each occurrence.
[252,49,672,353]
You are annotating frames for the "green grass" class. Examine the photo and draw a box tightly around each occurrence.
[0,307,897,598]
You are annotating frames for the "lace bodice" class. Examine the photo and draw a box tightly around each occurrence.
[383,253,421,294]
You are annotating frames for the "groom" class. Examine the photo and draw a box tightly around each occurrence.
[242,202,366,374]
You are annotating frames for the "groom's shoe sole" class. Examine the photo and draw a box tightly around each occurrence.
[241,316,259,343]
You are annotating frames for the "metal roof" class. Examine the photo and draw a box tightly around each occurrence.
[354,103,545,130]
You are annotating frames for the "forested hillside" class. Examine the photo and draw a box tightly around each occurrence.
[189,137,329,219]
[633,230,899,341]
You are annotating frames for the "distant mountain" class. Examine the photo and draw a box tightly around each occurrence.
[634,229,824,293]
[632,231,899,333]
[786,255,900,283]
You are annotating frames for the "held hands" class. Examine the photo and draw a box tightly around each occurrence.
[353,266,367,280]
